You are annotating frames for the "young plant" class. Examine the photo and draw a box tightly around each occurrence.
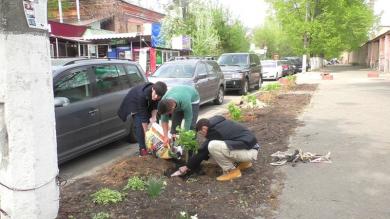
[91,188,123,205]
[286,75,297,89]
[178,211,198,219]
[145,176,166,198]
[176,128,199,155]
[92,212,110,219]
[227,102,242,121]
[261,83,281,92]
[244,94,257,108]
[242,94,258,121]
[123,176,145,191]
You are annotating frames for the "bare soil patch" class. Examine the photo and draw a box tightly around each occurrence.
[58,84,317,219]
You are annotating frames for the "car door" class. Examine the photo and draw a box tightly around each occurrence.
[93,64,131,141]
[249,54,261,87]
[54,66,100,161]
[194,61,209,103]
[206,61,220,99]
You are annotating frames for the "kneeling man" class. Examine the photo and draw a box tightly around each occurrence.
[177,115,260,181]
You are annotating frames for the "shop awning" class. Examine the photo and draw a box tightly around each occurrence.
[49,20,87,37]
[83,32,139,40]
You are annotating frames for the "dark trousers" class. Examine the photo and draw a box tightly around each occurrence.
[133,113,149,150]
[170,103,200,134]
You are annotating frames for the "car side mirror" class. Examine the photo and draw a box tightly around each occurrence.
[54,97,70,107]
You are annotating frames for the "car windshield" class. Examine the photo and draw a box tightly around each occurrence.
[261,61,276,68]
[218,54,249,66]
[152,63,195,78]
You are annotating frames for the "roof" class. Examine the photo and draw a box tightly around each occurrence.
[369,30,390,42]
[119,0,165,16]
[83,32,139,40]
[83,28,116,37]
[49,20,87,37]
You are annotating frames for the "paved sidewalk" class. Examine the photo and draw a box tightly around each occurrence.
[277,66,390,219]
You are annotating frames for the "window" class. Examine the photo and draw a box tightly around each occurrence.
[54,68,92,103]
[195,62,207,75]
[116,64,131,88]
[124,64,144,84]
[94,65,123,95]
[206,62,219,76]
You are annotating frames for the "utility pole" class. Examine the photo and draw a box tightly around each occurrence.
[58,0,63,23]
[302,0,309,73]
[76,0,81,22]
[0,1,59,218]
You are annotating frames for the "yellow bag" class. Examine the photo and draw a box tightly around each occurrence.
[145,123,172,159]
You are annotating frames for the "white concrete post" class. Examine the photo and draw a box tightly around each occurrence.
[0,1,59,218]
[58,0,63,23]
[385,34,389,73]
[76,0,81,22]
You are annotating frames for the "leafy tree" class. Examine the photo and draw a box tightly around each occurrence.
[47,0,72,19]
[161,0,249,56]
[253,17,296,58]
[266,0,375,58]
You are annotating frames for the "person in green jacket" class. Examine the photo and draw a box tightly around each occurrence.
[157,85,200,146]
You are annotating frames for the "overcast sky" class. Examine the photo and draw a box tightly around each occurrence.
[375,0,390,26]
[220,0,269,29]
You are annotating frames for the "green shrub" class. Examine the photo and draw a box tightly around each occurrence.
[123,176,145,191]
[91,188,123,205]
[227,102,242,121]
[92,212,110,219]
[261,83,281,91]
[146,177,165,198]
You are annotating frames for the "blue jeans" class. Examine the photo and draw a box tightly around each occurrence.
[133,113,149,150]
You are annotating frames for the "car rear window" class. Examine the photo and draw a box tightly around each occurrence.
[153,63,195,78]
[218,54,249,66]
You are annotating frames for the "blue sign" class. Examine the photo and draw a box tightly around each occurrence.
[151,22,165,48]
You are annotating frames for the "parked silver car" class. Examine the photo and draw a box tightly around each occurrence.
[148,59,225,105]
[53,59,147,163]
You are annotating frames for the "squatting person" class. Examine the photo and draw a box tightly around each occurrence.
[173,115,260,181]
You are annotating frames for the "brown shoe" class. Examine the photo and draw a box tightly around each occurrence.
[237,162,252,170]
[216,168,241,181]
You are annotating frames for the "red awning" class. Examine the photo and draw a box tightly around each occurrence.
[49,20,87,37]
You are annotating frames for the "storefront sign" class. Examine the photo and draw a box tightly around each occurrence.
[171,35,191,50]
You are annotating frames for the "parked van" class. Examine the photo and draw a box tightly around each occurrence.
[52,58,147,163]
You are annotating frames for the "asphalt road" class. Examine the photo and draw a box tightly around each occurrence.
[59,86,270,181]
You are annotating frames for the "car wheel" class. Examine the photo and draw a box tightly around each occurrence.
[239,79,249,95]
[213,86,224,105]
[254,77,262,90]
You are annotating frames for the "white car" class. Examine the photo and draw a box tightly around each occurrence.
[261,60,283,80]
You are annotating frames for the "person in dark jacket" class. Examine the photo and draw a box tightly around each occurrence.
[173,115,260,181]
[117,81,167,156]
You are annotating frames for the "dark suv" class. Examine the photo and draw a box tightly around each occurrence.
[217,53,262,95]
[52,59,147,163]
[149,59,225,105]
